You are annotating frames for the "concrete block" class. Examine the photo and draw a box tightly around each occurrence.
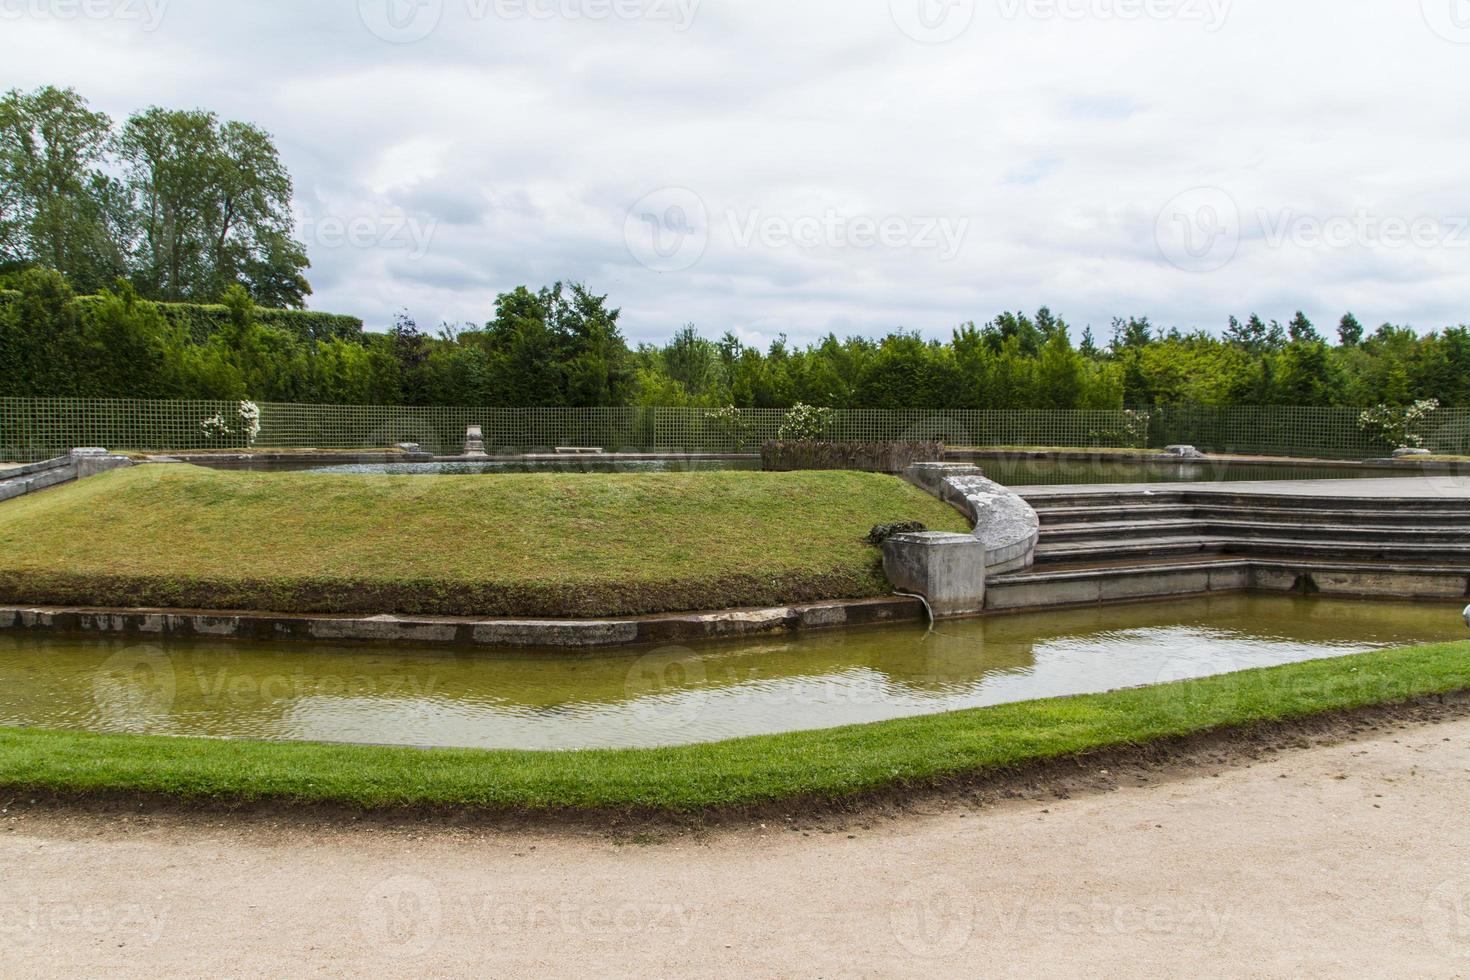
[883,532,987,618]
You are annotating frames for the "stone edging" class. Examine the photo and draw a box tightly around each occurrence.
[901,462,1040,574]
[0,596,924,650]
[0,449,132,503]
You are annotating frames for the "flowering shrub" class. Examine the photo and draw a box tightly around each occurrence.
[778,403,836,442]
[238,401,261,447]
[1088,409,1152,449]
[704,405,753,451]
[1358,399,1440,450]
[199,401,262,447]
[200,414,231,440]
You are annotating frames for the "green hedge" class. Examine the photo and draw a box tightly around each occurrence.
[0,290,362,345]
[77,297,362,345]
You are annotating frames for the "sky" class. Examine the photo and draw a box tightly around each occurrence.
[4,0,1470,347]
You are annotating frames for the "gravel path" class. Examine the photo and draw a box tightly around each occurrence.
[5,712,1470,977]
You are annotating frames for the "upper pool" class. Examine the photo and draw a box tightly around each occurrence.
[4,594,1462,751]
[179,453,1464,485]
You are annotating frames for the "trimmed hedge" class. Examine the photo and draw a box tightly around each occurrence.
[0,290,362,345]
[78,297,363,344]
[761,441,945,474]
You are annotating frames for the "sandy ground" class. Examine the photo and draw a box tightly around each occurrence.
[3,713,1470,978]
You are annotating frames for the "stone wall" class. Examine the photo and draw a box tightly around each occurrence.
[0,450,132,504]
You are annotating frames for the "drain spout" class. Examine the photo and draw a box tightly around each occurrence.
[895,591,936,629]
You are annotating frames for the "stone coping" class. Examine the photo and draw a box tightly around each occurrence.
[986,558,1470,613]
[903,463,1040,574]
[0,596,925,650]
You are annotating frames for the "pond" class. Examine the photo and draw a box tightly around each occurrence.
[2,594,1461,751]
[184,455,1455,485]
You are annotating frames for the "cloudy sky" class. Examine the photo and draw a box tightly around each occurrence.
[5,0,1469,346]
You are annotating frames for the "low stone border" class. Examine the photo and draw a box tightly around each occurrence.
[0,449,131,503]
[0,596,925,650]
[901,462,1040,574]
[986,559,1470,612]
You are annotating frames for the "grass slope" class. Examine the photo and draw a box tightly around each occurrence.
[0,641,1466,813]
[0,465,968,617]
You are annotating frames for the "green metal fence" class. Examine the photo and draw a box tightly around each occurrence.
[2,398,1468,462]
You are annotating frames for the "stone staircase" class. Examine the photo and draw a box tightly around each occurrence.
[985,487,1470,611]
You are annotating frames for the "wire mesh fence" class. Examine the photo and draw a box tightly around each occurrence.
[2,398,1467,462]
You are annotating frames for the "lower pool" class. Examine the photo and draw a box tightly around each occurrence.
[1,594,1462,750]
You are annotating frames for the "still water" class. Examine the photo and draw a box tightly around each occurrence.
[0,595,1461,750]
[188,454,1458,485]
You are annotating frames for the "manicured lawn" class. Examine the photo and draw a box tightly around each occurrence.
[0,640,1466,813]
[0,464,968,617]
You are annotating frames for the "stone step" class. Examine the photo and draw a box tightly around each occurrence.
[1035,502,1470,528]
[985,557,1470,611]
[1040,519,1470,545]
[1034,535,1470,566]
[1026,489,1470,515]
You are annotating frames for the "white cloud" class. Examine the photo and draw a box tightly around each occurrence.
[3,0,1467,342]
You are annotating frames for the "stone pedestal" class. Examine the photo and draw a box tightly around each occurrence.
[882,532,987,618]
[464,426,487,457]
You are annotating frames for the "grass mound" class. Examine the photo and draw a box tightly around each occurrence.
[0,465,967,617]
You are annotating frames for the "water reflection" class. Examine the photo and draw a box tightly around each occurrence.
[0,594,1461,750]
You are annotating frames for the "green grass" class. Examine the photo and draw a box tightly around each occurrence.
[0,640,1465,812]
[0,465,968,617]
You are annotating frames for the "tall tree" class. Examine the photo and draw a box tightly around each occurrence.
[0,86,126,292]
[117,106,308,305]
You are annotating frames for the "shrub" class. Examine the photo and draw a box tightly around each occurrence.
[1358,399,1440,450]
[762,441,944,474]
[778,403,836,441]
[704,405,754,451]
[866,521,928,546]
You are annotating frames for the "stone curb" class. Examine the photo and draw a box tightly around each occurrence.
[0,596,925,650]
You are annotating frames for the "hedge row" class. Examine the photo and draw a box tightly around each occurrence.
[0,290,362,345]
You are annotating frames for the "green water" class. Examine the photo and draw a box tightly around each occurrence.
[1,595,1463,750]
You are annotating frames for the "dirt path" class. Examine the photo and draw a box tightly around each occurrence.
[4,714,1470,978]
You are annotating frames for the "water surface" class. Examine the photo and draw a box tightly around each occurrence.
[1,595,1461,750]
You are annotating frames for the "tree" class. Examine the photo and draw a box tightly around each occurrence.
[117,106,308,305]
[0,86,126,292]
[1287,311,1320,344]
[1338,312,1364,347]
